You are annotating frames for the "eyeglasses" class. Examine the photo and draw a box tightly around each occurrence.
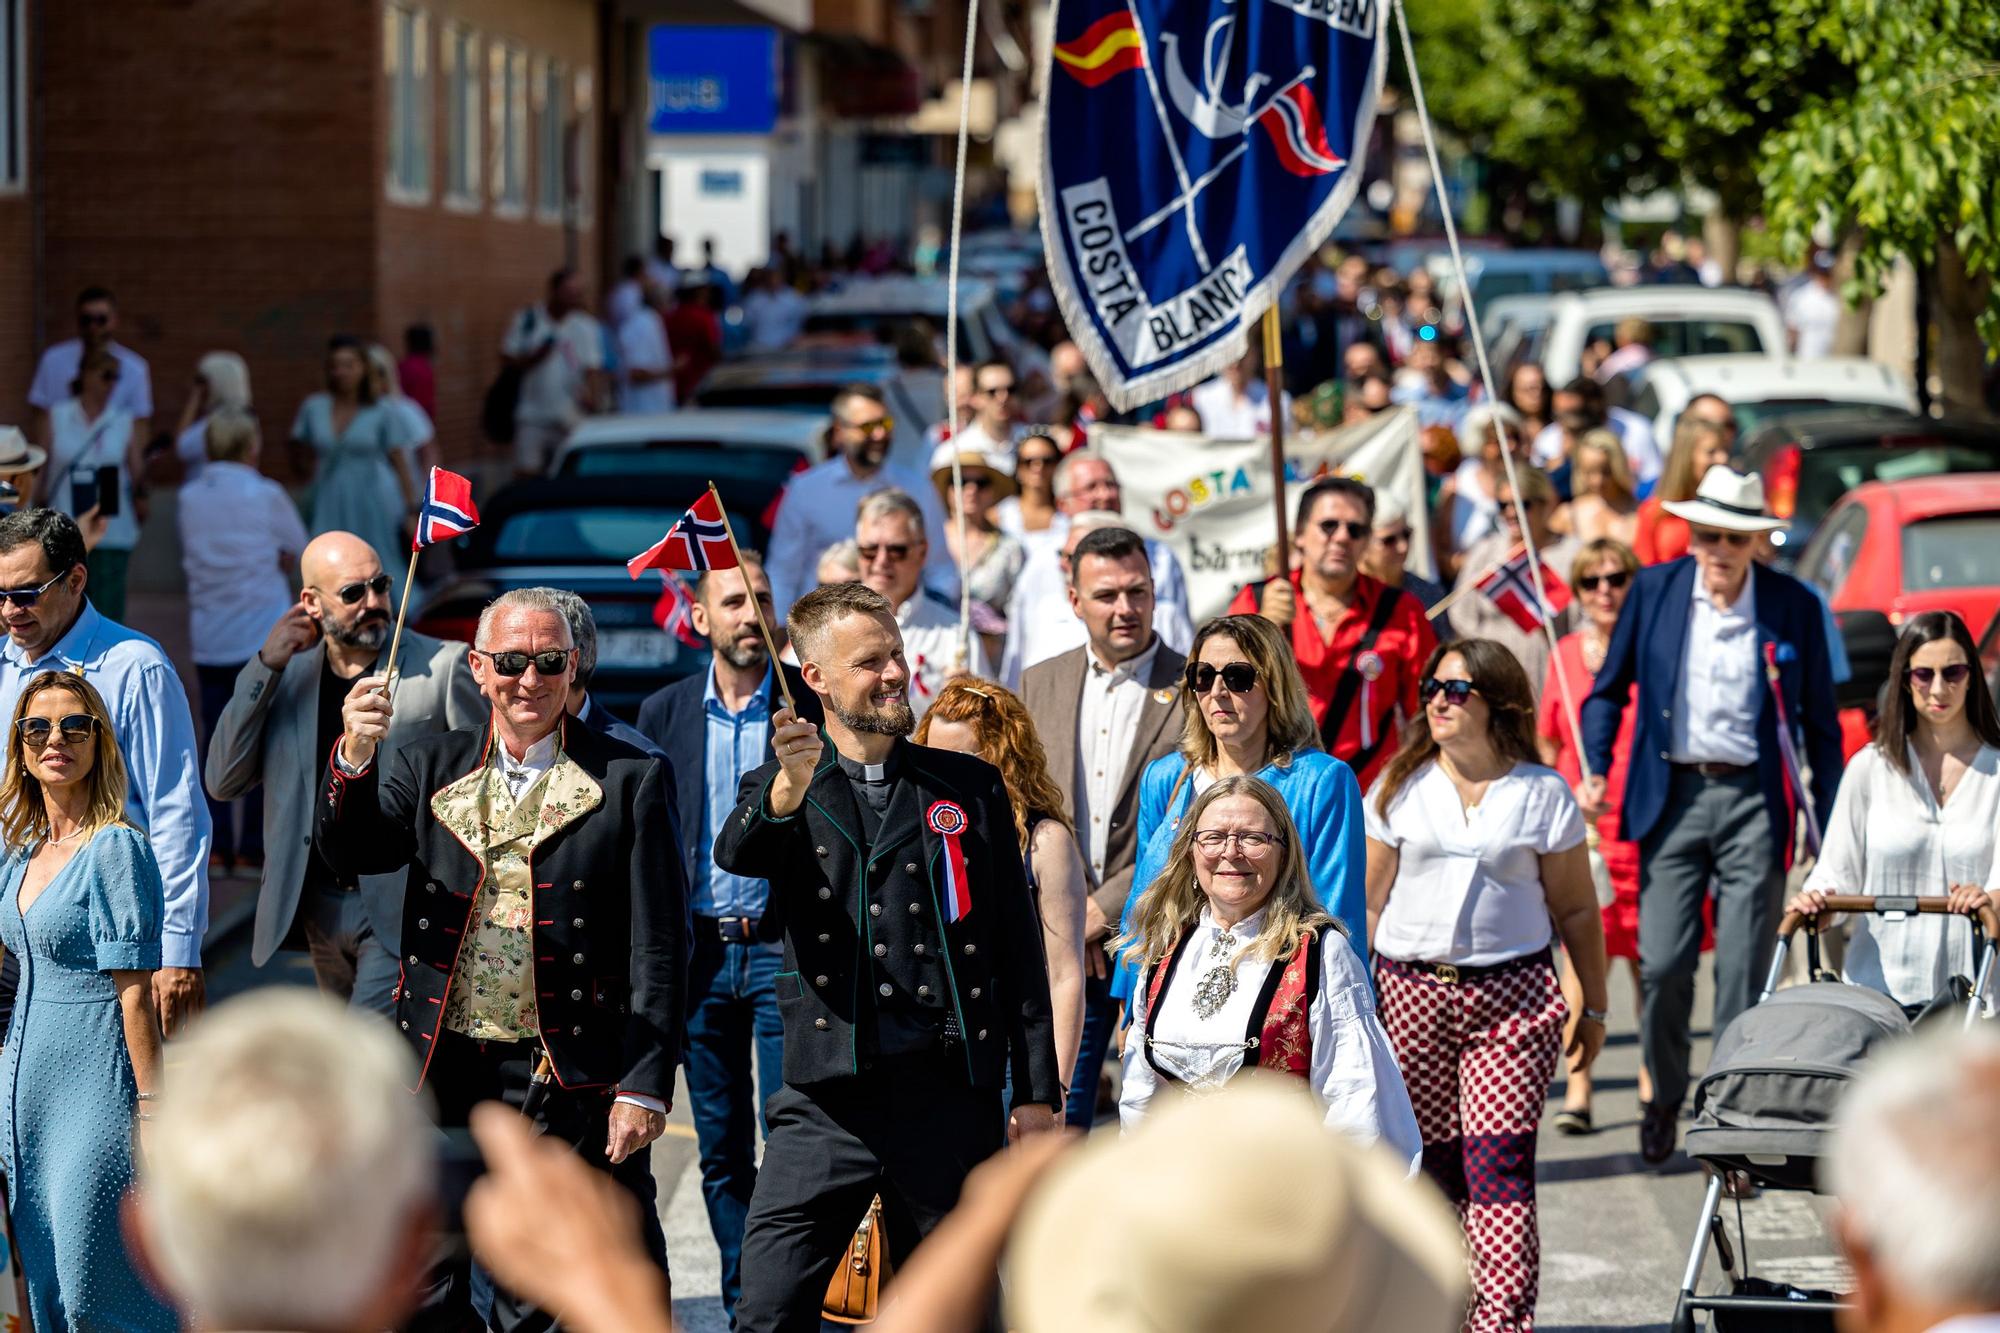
[1186,662,1258,694]
[1908,664,1973,688]
[1376,528,1413,548]
[858,542,914,564]
[1316,519,1371,540]
[1192,829,1284,857]
[840,416,895,438]
[1018,453,1059,470]
[0,572,67,609]
[1420,678,1477,707]
[1691,527,1756,549]
[1577,570,1631,594]
[1499,499,1544,518]
[474,648,574,678]
[318,573,392,605]
[16,714,97,748]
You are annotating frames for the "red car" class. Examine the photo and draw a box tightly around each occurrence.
[1792,473,2000,757]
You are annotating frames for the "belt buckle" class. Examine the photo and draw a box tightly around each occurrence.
[1434,963,1461,984]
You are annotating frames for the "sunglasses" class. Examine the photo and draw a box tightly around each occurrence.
[842,416,895,438]
[0,572,66,609]
[1420,677,1477,707]
[1908,664,1973,688]
[1316,519,1371,541]
[958,474,994,491]
[1691,527,1756,549]
[977,382,1015,398]
[1577,570,1631,594]
[858,542,914,564]
[1376,527,1413,547]
[1192,829,1284,857]
[1018,453,1059,469]
[79,312,110,328]
[320,573,392,605]
[17,713,97,747]
[474,648,573,678]
[1499,499,1545,517]
[1186,662,1258,694]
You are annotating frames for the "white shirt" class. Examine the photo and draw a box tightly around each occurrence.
[502,305,604,427]
[1786,281,1842,360]
[177,415,212,479]
[1672,572,1761,766]
[497,730,560,802]
[46,400,139,551]
[741,285,808,352]
[1188,377,1291,439]
[1366,761,1585,966]
[1074,639,1163,879]
[29,339,153,419]
[763,455,955,615]
[897,590,992,721]
[1120,904,1422,1173]
[998,535,1193,687]
[1531,406,1662,486]
[177,461,309,666]
[616,307,676,415]
[1799,744,2000,1009]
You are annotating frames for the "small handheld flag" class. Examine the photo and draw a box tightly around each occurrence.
[927,800,972,922]
[415,467,480,549]
[652,572,704,650]
[1475,545,1572,633]
[627,491,737,577]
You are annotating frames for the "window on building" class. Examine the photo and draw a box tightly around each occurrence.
[570,68,594,226]
[488,41,527,215]
[444,22,481,207]
[535,55,566,222]
[383,4,430,203]
[0,0,23,190]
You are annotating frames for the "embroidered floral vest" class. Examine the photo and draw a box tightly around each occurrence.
[432,750,602,1040]
[1142,925,1325,1081]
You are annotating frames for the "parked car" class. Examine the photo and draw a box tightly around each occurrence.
[1738,412,2000,564]
[689,347,935,468]
[801,276,1046,375]
[552,408,824,478]
[1631,354,1917,451]
[1795,474,2000,754]
[409,474,790,715]
[1432,248,1610,318]
[1534,286,1785,387]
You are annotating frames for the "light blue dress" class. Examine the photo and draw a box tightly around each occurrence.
[292,393,413,581]
[0,825,176,1332]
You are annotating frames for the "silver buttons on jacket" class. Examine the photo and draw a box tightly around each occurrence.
[904,862,918,874]
[573,917,585,929]
[573,879,585,890]
[815,975,829,987]
[416,918,429,930]
[908,902,921,914]
[916,985,931,999]
[963,943,977,956]
[870,903,882,917]
[571,989,584,1001]
[874,943,888,957]
[408,955,419,965]
[878,983,893,997]
[572,953,586,965]
[969,987,981,999]
[814,1018,829,1030]
[818,932,831,944]
[911,943,925,956]
[819,887,833,900]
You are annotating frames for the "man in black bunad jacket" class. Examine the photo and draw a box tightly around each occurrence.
[715,580,1061,1333]
[316,586,684,1332]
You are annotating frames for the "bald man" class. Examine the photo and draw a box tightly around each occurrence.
[208,531,483,1010]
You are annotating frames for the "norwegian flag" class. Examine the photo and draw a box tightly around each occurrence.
[1255,85,1345,178]
[651,572,704,649]
[414,467,480,549]
[1475,546,1572,632]
[627,491,738,576]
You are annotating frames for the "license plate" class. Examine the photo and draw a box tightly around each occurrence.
[598,628,674,668]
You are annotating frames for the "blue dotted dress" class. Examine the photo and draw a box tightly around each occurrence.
[0,826,177,1331]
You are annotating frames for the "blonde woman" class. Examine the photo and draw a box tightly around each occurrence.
[173,349,252,480]
[1633,414,1733,564]
[0,671,174,1331]
[1118,775,1420,1163]
[916,678,1088,1090]
[1556,429,1639,547]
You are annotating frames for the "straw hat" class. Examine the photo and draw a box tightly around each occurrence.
[1005,1075,1468,1333]
[0,427,47,476]
[1661,466,1784,533]
[928,440,1017,501]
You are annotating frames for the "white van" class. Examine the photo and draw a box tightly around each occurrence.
[1535,287,1786,386]
[1631,354,1918,447]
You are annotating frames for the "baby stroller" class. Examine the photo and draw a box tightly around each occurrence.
[1667,894,1999,1332]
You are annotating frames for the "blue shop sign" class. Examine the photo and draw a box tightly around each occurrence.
[648,26,778,134]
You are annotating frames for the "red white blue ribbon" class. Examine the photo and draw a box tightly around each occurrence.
[927,799,971,922]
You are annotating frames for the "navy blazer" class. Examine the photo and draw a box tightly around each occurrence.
[1582,557,1841,851]
[635,662,821,892]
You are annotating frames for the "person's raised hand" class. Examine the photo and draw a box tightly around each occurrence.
[1259,577,1296,627]
[339,674,395,769]
[766,707,823,817]
[259,600,320,671]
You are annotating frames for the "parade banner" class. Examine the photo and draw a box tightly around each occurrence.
[1039,0,1387,409]
[1097,406,1427,621]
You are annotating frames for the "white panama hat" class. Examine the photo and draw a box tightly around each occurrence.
[1660,466,1784,533]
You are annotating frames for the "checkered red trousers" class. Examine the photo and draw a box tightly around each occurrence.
[1375,954,1566,1333]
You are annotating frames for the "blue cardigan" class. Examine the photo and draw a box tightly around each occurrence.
[1111,748,1367,1003]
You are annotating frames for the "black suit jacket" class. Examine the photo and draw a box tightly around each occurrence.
[635,662,821,892]
[316,716,686,1099]
[713,739,1061,1107]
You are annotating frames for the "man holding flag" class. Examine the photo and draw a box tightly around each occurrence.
[713,580,1060,1333]
[1449,465,1577,689]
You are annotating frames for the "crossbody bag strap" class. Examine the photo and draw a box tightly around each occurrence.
[1318,585,1405,754]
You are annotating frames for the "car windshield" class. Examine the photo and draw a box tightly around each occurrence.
[490,505,764,564]
[561,442,806,486]
[1798,443,2000,525]
[1584,319,1765,358]
[692,383,845,411]
[1903,515,2000,592]
[1734,400,1903,435]
[801,312,974,360]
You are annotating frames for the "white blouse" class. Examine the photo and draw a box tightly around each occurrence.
[1805,743,2000,1009]
[1119,904,1423,1174]
[1366,761,1585,967]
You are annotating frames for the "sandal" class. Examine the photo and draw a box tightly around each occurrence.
[1552,1107,1594,1135]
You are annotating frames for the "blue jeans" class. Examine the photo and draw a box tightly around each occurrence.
[1065,970,1119,1129]
[685,930,785,1324]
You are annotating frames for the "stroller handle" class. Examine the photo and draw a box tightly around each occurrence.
[1779,894,2000,944]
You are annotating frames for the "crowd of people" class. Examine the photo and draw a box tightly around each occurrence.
[0,237,1991,1333]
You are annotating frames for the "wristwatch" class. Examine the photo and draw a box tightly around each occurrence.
[1581,1007,1610,1025]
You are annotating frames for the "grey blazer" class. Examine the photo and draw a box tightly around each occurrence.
[1019,641,1186,920]
[206,630,483,966]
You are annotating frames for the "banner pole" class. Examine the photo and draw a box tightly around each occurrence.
[380,544,422,697]
[943,0,982,673]
[709,482,796,714]
[1261,306,1291,565]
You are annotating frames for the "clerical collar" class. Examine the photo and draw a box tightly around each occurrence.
[836,749,900,784]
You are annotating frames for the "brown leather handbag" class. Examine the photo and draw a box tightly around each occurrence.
[822,1193,891,1324]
